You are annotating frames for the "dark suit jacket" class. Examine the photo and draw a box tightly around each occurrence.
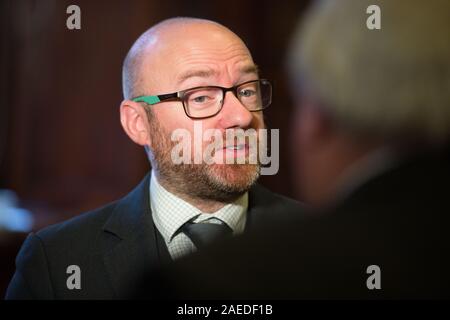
[5,173,303,299]
[148,147,450,299]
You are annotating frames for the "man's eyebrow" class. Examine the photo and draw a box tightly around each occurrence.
[176,69,216,85]
[241,64,259,76]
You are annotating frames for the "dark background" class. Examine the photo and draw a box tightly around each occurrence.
[0,0,310,296]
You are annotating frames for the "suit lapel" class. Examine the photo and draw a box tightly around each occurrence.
[246,183,302,231]
[101,173,161,298]
[246,184,278,231]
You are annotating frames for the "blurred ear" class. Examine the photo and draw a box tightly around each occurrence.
[120,100,152,147]
[295,96,333,151]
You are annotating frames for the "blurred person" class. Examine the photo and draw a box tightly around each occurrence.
[5,17,303,299]
[143,0,450,299]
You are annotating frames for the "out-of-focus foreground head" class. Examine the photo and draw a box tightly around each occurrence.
[289,0,450,140]
[287,0,450,204]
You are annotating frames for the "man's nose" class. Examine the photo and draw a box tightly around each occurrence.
[218,91,253,128]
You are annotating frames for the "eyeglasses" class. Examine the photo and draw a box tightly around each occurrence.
[131,79,272,119]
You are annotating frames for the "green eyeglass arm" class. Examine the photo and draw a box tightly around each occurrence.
[131,95,161,105]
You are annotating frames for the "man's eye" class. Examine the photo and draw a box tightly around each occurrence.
[239,89,256,98]
[192,96,209,103]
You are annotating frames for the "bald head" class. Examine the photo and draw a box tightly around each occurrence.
[122,17,251,100]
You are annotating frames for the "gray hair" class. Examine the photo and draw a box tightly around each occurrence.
[288,0,450,141]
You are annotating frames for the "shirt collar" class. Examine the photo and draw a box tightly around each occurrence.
[150,172,248,244]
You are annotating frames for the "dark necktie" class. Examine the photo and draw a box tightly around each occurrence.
[181,220,232,249]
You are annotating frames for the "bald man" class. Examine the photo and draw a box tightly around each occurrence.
[5,18,303,299]
[144,0,450,299]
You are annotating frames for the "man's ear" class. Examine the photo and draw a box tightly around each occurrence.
[295,96,333,152]
[120,100,152,147]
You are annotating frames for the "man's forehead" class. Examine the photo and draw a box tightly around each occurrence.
[136,20,256,91]
[175,64,259,86]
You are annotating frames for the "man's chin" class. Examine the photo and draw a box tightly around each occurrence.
[206,163,260,194]
[156,158,260,202]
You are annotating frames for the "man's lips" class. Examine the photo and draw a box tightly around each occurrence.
[221,144,251,159]
[223,144,247,151]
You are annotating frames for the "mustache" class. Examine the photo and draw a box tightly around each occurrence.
[203,128,261,146]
